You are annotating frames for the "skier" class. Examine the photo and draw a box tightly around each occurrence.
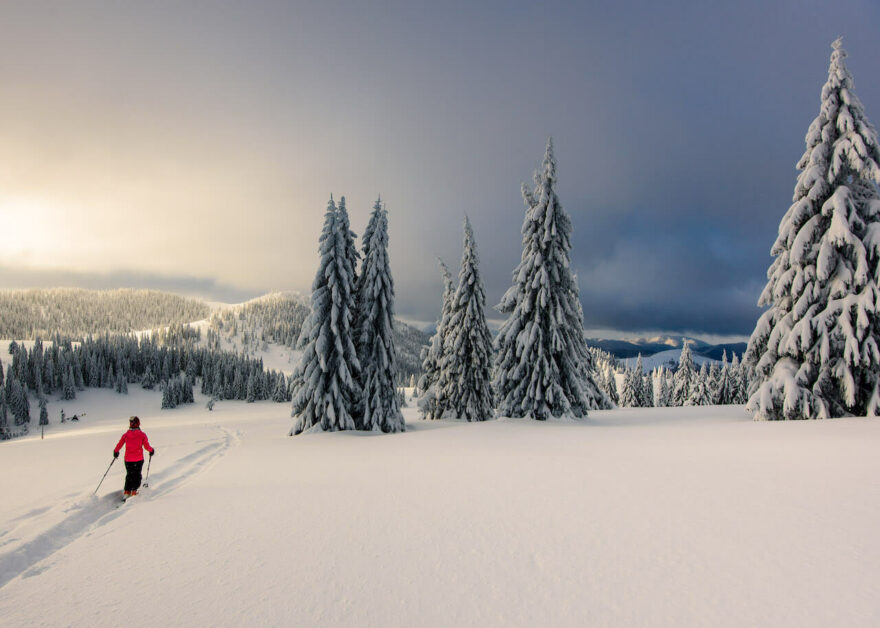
[113,416,155,498]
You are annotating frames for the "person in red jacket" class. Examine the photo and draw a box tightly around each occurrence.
[113,416,155,497]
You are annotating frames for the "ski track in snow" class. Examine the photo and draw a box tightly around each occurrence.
[0,425,239,590]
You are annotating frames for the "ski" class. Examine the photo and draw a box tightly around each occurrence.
[116,491,141,507]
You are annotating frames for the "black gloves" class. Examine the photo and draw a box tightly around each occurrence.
[113,451,119,459]
[149,449,155,457]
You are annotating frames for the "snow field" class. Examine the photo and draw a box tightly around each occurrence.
[1,394,879,627]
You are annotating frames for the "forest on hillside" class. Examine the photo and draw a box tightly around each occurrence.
[208,292,429,382]
[0,288,210,339]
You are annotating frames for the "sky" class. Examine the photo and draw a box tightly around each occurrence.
[1,0,879,340]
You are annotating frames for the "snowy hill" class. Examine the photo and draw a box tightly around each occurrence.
[1,393,879,627]
[206,294,429,380]
[622,348,721,372]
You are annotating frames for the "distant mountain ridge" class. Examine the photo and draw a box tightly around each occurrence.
[587,335,746,361]
[0,287,740,372]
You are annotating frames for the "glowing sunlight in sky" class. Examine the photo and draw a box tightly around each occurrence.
[0,196,74,266]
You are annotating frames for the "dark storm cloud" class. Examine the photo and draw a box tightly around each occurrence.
[387,0,880,337]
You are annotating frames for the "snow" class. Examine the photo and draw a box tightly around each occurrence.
[1,389,879,627]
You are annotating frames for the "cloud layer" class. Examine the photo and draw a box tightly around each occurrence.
[1,1,878,337]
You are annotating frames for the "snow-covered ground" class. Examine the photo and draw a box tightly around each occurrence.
[188,317,301,375]
[1,390,879,627]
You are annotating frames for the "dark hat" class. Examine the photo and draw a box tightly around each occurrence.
[129,416,140,428]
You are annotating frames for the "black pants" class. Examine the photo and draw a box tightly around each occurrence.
[124,460,144,492]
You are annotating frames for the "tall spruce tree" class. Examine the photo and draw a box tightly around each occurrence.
[618,368,638,408]
[716,351,735,405]
[688,363,712,406]
[0,390,7,439]
[731,353,748,404]
[494,139,606,419]
[642,373,655,408]
[272,374,288,403]
[39,396,48,426]
[356,198,404,432]
[745,39,880,419]
[337,196,360,286]
[62,365,76,400]
[436,217,494,421]
[291,197,361,434]
[418,260,456,419]
[657,368,670,407]
[671,342,695,406]
[634,355,651,407]
[605,366,619,406]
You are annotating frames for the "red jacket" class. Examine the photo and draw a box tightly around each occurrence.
[114,428,154,462]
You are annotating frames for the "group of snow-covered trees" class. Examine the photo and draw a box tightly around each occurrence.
[207,289,427,383]
[0,288,210,340]
[8,40,872,431]
[746,39,880,420]
[609,346,749,408]
[0,332,290,440]
[290,197,405,434]
[417,217,495,421]
[209,293,310,353]
[418,140,610,422]
[292,140,610,431]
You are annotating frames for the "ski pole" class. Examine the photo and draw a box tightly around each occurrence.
[94,457,116,495]
[143,455,152,488]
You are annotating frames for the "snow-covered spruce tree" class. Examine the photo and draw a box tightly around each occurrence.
[731,353,748,404]
[642,373,655,407]
[618,368,638,407]
[656,368,670,407]
[688,363,712,406]
[337,196,360,286]
[355,198,404,432]
[634,355,651,407]
[62,365,76,400]
[745,39,880,420]
[715,351,734,405]
[593,367,608,399]
[291,197,361,434]
[604,366,619,406]
[338,196,361,357]
[9,378,27,427]
[246,373,256,403]
[494,139,607,419]
[0,391,7,439]
[39,396,48,426]
[161,381,176,409]
[436,217,494,421]
[708,361,721,404]
[272,374,288,403]
[671,342,695,406]
[418,259,455,419]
